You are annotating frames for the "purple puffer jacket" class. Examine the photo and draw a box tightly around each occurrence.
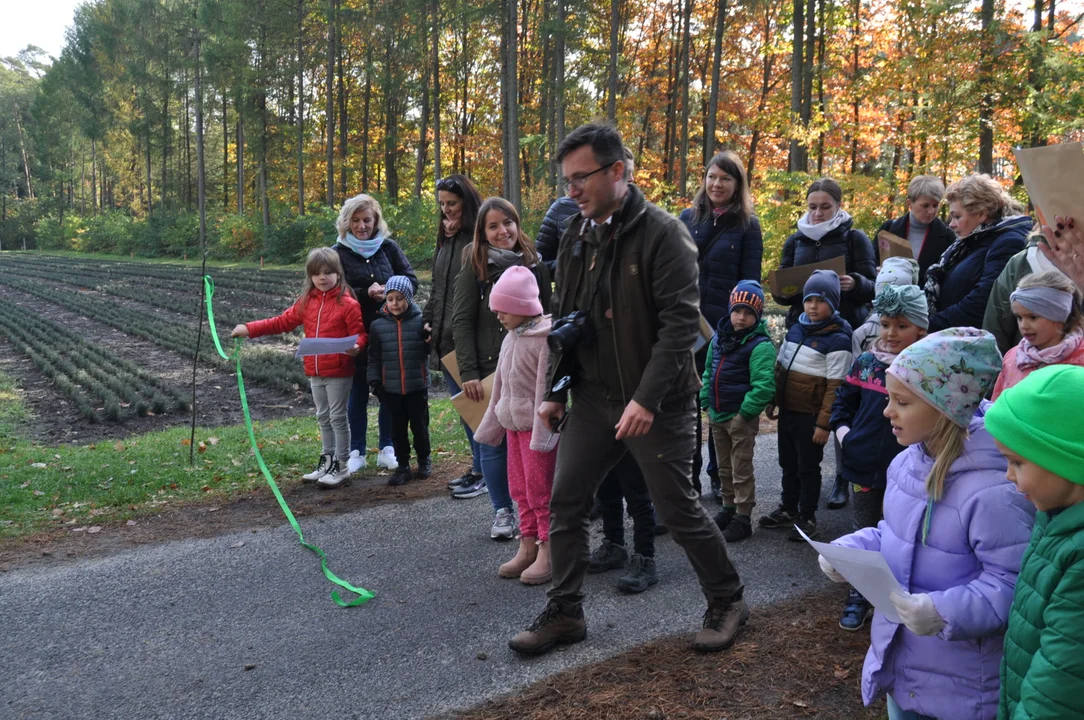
[833,403,1034,720]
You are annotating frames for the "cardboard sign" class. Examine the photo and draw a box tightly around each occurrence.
[450,374,495,432]
[1014,143,1084,228]
[440,351,462,388]
[768,256,847,299]
[877,230,914,261]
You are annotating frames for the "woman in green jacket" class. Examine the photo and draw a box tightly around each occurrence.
[985,364,1084,720]
[452,197,551,539]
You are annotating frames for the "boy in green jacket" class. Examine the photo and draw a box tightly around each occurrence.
[986,364,1084,720]
[699,280,776,542]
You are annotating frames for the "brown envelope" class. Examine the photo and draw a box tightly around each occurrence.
[450,374,495,432]
[769,256,847,299]
[1014,143,1084,228]
[877,230,913,260]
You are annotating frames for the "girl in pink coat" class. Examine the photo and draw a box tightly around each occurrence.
[475,265,559,585]
[991,270,1084,400]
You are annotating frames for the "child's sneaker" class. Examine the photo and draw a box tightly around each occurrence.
[587,539,629,574]
[377,446,398,470]
[490,507,517,540]
[452,475,488,499]
[839,588,871,631]
[448,471,480,490]
[346,449,367,474]
[616,554,658,594]
[713,506,735,531]
[302,454,332,482]
[417,457,432,479]
[723,514,752,543]
[758,505,797,529]
[388,466,413,487]
[788,515,818,541]
[317,459,350,488]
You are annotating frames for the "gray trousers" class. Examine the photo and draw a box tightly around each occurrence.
[310,376,352,462]
[548,388,744,614]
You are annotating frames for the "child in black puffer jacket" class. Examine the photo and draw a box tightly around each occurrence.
[368,276,431,486]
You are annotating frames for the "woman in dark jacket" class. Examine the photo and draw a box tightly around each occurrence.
[421,174,485,492]
[452,197,551,539]
[334,193,418,474]
[874,175,955,286]
[924,174,1031,332]
[534,195,578,275]
[679,150,763,501]
[773,178,877,330]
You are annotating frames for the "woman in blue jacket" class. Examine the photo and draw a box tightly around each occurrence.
[680,151,763,500]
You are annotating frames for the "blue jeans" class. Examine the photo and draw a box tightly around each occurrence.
[348,359,392,454]
[479,436,512,512]
[887,695,937,720]
[444,368,482,475]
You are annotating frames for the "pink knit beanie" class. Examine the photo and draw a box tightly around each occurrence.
[489,265,543,316]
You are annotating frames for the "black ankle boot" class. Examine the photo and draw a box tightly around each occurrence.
[827,478,849,509]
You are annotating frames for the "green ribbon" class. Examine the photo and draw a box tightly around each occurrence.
[203,275,374,607]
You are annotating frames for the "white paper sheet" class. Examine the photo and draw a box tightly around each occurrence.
[796,525,905,624]
[294,335,359,358]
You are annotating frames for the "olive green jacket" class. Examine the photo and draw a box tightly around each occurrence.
[422,228,472,364]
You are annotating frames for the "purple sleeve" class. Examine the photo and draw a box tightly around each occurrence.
[832,524,883,552]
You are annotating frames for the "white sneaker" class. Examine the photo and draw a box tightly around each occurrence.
[317,459,351,488]
[377,446,398,470]
[302,454,332,482]
[490,507,517,540]
[347,449,367,474]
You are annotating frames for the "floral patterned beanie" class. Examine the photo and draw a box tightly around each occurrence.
[887,327,1002,427]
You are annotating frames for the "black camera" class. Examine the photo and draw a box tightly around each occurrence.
[548,310,595,355]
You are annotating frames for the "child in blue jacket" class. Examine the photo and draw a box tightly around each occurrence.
[829,283,928,630]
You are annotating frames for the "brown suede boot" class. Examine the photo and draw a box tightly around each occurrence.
[520,541,551,585]
[508,601,587,656]
[498,537,538,578]
[692,598,749,653]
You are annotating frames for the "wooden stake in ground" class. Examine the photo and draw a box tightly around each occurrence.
[189,18,208,466]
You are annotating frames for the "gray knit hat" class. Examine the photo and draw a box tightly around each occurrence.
[384,275,414,302]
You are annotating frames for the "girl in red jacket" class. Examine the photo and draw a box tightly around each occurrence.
[231,248,367,488]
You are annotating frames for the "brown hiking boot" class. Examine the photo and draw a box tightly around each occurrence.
[692,598,749,653]
[508,601,587,656]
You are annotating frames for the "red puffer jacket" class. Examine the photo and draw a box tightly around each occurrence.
[245,287,367,378]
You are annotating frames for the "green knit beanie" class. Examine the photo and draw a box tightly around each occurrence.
[986,364,1084,485]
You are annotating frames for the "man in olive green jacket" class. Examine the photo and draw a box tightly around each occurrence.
[508,123,747,657]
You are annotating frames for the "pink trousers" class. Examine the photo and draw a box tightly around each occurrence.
[505,430,556,541]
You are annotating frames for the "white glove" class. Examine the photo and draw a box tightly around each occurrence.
[836,426,850,443]
[890,590,946,636]
[819,555,846,583]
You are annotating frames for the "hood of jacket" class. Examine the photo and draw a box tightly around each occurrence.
[517,314,553,338]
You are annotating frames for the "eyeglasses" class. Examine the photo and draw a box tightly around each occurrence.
[560,163,614,194]
[436,177,460,193]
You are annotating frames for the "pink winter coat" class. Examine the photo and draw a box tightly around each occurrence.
[991,333,1084,400]
[474,316,559,453]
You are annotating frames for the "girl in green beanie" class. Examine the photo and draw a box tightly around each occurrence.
[986,364,1084,720]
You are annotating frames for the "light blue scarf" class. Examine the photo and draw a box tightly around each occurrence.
[339,232,385,259]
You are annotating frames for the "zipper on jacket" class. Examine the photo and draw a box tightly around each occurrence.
[396,316,406,392]
[314,291,326,376]
[711,346,727,411]
[608,220,629,404]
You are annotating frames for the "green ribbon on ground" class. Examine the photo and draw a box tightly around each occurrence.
[203,275,374,607]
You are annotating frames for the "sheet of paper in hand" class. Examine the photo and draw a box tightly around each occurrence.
[877,230,913,261]
[768,255,847,300]
[1014,142,1084,228]
[796,525,906,624]
[294,335,359,357]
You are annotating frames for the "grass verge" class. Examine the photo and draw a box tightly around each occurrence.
[0,384,467,540]
[445,589,885,720]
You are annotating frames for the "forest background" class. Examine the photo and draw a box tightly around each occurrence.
[1,0,1082,274]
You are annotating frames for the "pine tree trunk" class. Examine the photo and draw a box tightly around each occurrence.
[977,0,995,174]
[415,6,431,199]
[338,41,348,196]
[431,0,442,180]
[326,0,337,205]
[704,0,729,165]
[677,0,693,196]
[606,0,619,122]
[502,0,521,207]
[297,0,306,215]
[788,0,805,172]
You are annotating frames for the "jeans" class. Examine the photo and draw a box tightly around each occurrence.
[479,437,512,512]
[347,353,392,454]
[887,695,937,720]
[443,368,482,475]
[598,452,656,557]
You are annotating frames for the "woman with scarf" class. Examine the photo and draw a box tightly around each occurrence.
[924,174,1031,332]
[773,178,877,331]
[773,178,877,511]
[423,174,486,496]
[452,197,551,540]
[334,194,418,474]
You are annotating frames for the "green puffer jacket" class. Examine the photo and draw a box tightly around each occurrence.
[422,228,473,364]
[981,239,1062,356]
[999,502,1084,720]
[451,253,552,383]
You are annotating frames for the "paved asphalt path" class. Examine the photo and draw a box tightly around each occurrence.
[2,435,854,720]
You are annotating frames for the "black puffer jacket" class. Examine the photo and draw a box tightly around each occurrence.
[421,228,472,364]
[773,218,877,329]
[535,196,579,275]
[367,302,430,395]
[678,208,763,329]
[875,214,955,286]
[334,240,418,330]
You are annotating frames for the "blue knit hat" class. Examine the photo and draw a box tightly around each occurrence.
[803,269,841,313]
[729,280,765,320]
[384,275,414,302]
